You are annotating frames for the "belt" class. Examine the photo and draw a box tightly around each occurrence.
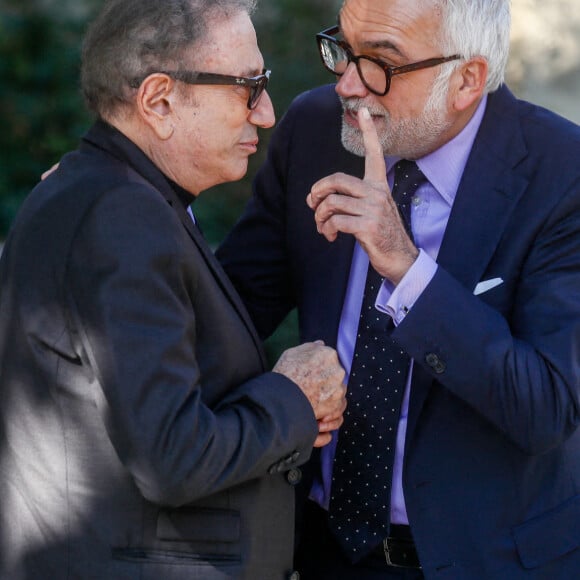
[371,525,422,569]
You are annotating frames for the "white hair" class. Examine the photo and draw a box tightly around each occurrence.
[436,0,511,93]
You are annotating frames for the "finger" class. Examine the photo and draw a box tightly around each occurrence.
[41,163,59,181]
[313,432,333,448]
[308,179,338,211]
[314,193,365,226]
[318,406,346,427]
[309,173,373,210]
[317,212,364,242]
[307,191,320,210]
[358,107,387,185]
[318,406,345,424]
[313,195,368,243]
[318,417,344,433]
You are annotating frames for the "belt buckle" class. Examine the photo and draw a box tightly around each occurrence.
[383,537,422,569]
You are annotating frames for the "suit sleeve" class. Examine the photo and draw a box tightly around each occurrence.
[65,183,318,506]
[395,179,580,454]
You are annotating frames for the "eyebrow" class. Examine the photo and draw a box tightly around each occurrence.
[360,39,405,57]
[337,14,406,59]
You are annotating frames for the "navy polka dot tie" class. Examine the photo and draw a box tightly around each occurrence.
[328,160,426,562]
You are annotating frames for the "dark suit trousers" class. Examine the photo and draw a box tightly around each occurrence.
[295,501,424,580]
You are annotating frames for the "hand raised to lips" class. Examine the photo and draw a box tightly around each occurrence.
[307,107,419,285]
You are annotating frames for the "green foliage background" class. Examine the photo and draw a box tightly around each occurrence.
[0,0,342,362]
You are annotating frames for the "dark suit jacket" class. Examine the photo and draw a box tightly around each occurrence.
[217,84,580,578]
[0,121,318,579]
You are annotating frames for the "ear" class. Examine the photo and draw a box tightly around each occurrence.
[450,56,488,112]
[135,74,177,140]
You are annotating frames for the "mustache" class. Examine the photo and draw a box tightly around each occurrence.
[339,96,387,118]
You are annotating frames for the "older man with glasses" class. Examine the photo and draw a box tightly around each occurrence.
[218,0,580,577]
[0,1,348,579]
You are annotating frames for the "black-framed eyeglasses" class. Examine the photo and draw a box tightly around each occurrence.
[316,26,461,96]
[129,69,271,110]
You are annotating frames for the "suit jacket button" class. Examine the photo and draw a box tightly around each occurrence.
[286,468,302,486]
[425,353,446,374]
[287,572,300,580]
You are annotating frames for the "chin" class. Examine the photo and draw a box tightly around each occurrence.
[228,160,250,183]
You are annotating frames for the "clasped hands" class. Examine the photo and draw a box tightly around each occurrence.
[273,341,347,447]
[307,107,419,286]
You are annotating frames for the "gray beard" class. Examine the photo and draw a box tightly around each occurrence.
[338,92,453,160]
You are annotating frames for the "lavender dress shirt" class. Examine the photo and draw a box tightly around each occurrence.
[311,96,488,525]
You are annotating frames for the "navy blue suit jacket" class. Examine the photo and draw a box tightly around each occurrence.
[218,84,580,578]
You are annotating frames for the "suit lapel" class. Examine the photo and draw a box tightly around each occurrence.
[437,90,529,286]
[169,190,270,369]
[407,86,530,430]
[125,164,269,369]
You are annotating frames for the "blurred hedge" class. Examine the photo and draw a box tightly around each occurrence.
[0,3,94,233]
[0,0,342,361]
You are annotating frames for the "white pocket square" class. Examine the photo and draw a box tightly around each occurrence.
[473,277,504,296]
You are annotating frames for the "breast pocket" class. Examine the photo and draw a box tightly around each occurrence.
[112,549,241,580]
[112,507,242,578]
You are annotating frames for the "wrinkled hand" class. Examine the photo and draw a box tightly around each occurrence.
[313,386,347,447]
[273,341,346,447]
[307,107,418,285]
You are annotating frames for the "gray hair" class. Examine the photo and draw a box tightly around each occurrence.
[421,0,510,113]
[436,0,511,93]
[81,0,257,118]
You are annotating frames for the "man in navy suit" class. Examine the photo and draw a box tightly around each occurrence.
[0,1,348,578]
[218,0,580,577]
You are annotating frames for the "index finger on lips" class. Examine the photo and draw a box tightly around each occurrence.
[359,107,387,185]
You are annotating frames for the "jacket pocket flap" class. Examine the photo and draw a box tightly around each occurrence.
[513,494,580,569]
[157,507,240,543]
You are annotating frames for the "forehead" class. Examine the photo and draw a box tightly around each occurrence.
[189,10,263,75]
[339,0,443,56]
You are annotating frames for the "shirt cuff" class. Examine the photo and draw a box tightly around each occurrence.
[376,249,437,325]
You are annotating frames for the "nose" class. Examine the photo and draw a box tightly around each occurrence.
[249,90,275,129]
[335,61,369,99]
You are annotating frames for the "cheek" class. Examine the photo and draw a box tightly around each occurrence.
[179,104,250,179]
[385,73,437,111]
[212,110,247,144]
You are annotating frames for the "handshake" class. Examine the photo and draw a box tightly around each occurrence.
[273,341,347,447]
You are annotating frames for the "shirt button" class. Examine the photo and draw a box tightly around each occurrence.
[412,196,422,206]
